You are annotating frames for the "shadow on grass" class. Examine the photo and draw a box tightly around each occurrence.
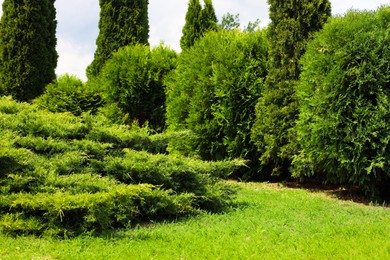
[98,201,249,241]
[280,180,389,207]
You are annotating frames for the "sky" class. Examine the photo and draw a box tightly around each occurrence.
[0,0,389,81]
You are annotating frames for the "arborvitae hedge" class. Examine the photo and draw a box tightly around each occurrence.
[293,7,390,199]
[0,0,57,101]
[87,0,149,79]
[166,29,268,166]
[251,0,331,177]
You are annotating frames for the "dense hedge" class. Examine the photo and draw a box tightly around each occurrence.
[0,97,243,236]
[293,7,390,198]
[166,29,268,165]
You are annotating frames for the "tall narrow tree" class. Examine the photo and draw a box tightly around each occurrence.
[180,0,203,50]
[201,0,218,32]
[180,0,218,50]
[87,0,149,79]
[0,0,58,101]
[252,0,331,176]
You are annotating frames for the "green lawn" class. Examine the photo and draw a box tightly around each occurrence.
[1,182,389,260]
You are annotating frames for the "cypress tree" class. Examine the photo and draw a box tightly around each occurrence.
[201,0,218,32]
[180,0,218,50]
[87,0,149,79]
[0,0,58,101]
[180,0,203,50]
[251,0,331,177]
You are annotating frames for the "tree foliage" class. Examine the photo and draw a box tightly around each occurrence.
[87,0,149,79]
[219,13,240,31]
[201,0,218,32]
[34,74,103,116]
[166,30,268,163]
[0,0,58,101]
[293,7,390,198]
[180,0,218,50]
[252,0,331,177]
[0,97,242,236]
[100,44,177,130]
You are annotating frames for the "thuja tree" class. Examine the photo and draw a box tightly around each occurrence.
[35,74,103,116]
[180,0,202,50]
[87,0,149,79]
[166,30,268,164]
[251,0,331,177]
[0,0,57,101]
[100,44,177,130]
[180,0,218,50]
[293,7,390,198]
[201,0,218,32]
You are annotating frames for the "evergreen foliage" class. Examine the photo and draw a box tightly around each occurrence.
[180,0,203,50]
[100,44,177,130]
[87,0,149,79]
[201,0,218,32]
[0,97,243,236]
[0,0,58,101]
[251,0,331,177]
[35,74,103,116]
[180,0,218,50]
[166,30,268,165]
[293,7,390,198]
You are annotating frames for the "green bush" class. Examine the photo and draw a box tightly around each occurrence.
[293,7,390,198]
[35,74,103,116]
[0,184,196,236]
[93,149,245,194]
[100,44,177,130]
[0,97,242,236]
[166,29,268,164]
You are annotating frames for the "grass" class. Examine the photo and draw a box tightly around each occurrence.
[1,182,389,259]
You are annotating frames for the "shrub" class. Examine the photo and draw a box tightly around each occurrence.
[166,29,268,164]
[0,184,196,236]
[100,44,177,130]
[35,74,103,116]
[0,97,242,236]
[293,7,390,198]
[93,149,245,194]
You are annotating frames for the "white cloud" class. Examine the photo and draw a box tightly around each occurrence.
[56,39,94,81]
[0,0,389,80]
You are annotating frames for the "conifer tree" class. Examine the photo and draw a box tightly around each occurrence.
[0,0,58,101]
[201,0,218,32]
[87,0,149,79]
[252,0,331,176]
[180,0,203,50]
[180,0,218,50]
